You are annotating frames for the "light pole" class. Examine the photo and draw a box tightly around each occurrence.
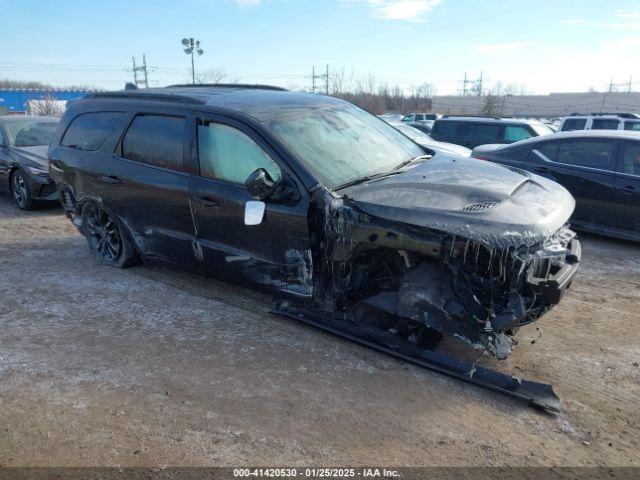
[182,38,204,85]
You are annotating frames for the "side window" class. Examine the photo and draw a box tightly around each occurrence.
[620,142,640,176]
[121,115,185,170]
[401,115,414,122]
[504,125,533,143]
[592,119,620,130]
[61,112,122,151]
[197,121,281,184]
[624,121,640,131]
[470,124,502,144]
[536,141,559,161]
[561,118,587,131]
[0,128,4,145]
[432,121,459,137]
[415,114,424,121]
[556,139,616,170]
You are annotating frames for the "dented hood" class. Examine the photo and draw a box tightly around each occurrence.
[343,155,576,248]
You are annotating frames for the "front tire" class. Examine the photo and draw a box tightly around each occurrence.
[81,203,139,268]
[11,170,35,210]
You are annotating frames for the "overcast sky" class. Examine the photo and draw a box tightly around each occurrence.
[1,0,639,94]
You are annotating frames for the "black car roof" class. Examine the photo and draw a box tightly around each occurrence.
[87,86,343,121]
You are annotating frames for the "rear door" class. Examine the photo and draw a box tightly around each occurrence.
[613,140,640,238]
[530,138,617,231]
[189,114,313,298]
[106,111,198,268]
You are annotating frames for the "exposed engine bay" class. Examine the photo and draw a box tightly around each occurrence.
[297,185,581,361]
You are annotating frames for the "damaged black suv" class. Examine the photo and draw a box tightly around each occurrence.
[49,85,581,360]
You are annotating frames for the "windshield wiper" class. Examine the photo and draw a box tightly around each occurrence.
[392,154,432,171]
[334,170,403,191]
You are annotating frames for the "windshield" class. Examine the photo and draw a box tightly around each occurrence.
[5,118,58,147]
[531,122,554,136]
[266,104,423,189]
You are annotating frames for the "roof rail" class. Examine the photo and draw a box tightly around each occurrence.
[441,115,503,120]
[87,91,206,105]
[591,112,640,119]
[167,83,288,91]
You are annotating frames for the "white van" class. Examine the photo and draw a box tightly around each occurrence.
[558,114,640,132]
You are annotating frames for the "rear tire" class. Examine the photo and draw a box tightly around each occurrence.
[81,203,139,268]
[10,170,35,210]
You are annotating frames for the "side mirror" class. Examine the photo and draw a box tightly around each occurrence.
[245,168,279,200]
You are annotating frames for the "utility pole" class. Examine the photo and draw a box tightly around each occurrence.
[477,71,484,96]
[325,64,329,95]
[609,78,614,93]
[628,76,633,93]
[311,65,329,94]
[131,55,149,88]
[462,72,468,96]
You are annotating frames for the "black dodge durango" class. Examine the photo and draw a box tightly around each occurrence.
[49,85,581,359]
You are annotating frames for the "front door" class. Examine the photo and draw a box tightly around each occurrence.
[189,115,312,299]
[613,140,640,238]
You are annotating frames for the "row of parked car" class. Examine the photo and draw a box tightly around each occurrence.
[380,112,640,242]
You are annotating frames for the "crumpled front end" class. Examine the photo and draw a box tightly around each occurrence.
[368,227,581,358]
[307,188,581,360]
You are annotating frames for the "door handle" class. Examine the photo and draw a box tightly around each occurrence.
[101,175,122,185]
[622,185,636,194]
[196,196,220,207]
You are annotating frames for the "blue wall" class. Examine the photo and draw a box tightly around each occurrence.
[0,90,91,114]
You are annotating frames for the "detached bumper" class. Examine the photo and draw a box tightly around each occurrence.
[528,238,581,305]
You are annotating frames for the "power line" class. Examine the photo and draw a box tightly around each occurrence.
[131,55,149,88]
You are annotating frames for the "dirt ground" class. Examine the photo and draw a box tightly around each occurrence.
[0,192,638,468]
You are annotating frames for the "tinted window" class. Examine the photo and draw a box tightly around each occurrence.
[432,121,460,136]
[415,114,424,121]
[537,141,559,161]
[624,121,640,131]
[470,124,502,144]
[62,112,121,151]
[122,115,185,170]
[592,119,620,130]
[504,125,533,142]
[620,142,640,176]
[198,121,281,184]
[561,118,587,131]
[556,139,616,170]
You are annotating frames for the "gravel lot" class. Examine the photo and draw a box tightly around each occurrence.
[0,192,638,468]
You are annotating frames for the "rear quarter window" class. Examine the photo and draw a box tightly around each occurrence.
[61,112,122,151]
[591,119,620,130]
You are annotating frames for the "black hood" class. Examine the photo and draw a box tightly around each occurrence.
[12,146,49,168]
[342,155,575,248]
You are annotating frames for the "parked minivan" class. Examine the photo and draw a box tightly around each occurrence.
[49,85,580,360]
[431,116,553,149]
[558,114,640,132]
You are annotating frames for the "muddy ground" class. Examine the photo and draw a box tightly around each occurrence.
[0,192,638,468]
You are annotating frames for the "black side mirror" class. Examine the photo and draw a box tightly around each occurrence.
[245,168,279,200]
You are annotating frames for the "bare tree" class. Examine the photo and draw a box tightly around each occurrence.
[193,68,239,84]
[27,95,66,117]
